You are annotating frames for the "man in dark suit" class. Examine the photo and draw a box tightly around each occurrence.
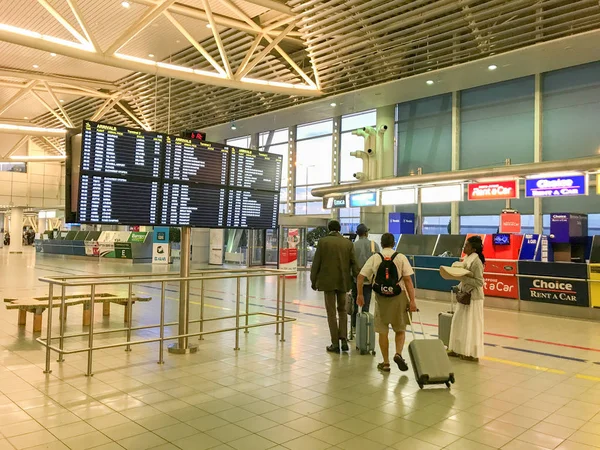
[311,220,359,353]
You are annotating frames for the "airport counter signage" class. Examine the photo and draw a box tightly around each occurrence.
[518,261,589,307]
[483,260,519,299]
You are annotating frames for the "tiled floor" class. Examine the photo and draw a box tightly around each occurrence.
[1,248,600,450]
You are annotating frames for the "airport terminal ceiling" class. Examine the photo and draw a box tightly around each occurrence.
[0,0,600,155]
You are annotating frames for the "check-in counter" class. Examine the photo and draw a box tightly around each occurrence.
[413,255,460,293]
[517,261,594,318]
[589,235,600,307]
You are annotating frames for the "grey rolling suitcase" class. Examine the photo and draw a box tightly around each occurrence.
[438,287,456,348]
[355,308,376,355]
[408,311,455,389]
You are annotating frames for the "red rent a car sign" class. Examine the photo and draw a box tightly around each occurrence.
[468,181,518,201]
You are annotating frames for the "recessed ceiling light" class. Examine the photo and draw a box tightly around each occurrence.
[50,53,56,57]
[59,99,64,103]
[121,1,130,7]
[32,64,39,69]
[426,80,434,85]
[24,117,29,120]
[206,24,212,28]
[330,102,336,107]
[148,53,154,58]
[488,64,498,71]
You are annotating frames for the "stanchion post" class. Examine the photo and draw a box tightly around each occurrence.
[275,275,281,335]
[57,284,66,363]
[234,277,241,350]
[86,285,96,377]
[244,276,250,333]
[43,283,54,374]
[199,278,204,340]
[158,281,165,364]
[280,275,286,342]
[169,226,197,354]
[125,281,133,352]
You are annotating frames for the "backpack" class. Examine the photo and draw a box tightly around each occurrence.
[372,252,402,297]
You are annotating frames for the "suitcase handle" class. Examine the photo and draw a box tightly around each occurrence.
[406,308,428,340]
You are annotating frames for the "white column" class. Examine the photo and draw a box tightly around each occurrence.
[451,91,461,234]
[534,73,543,234]
[9,207,24,254]
[0,213,4,248]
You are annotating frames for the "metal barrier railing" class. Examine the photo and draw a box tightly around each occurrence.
[36,268,296,376]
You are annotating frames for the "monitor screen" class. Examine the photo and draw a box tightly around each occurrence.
[493,234,511,245]
[77,121,283,229]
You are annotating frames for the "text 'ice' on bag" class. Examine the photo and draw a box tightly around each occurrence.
[372,252,402,297]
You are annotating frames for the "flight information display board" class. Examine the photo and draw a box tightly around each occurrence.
[164,136,228,185]
[78,121,282,229]
[229,147,282,192]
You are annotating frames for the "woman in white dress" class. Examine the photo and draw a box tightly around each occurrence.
[448,235,485,362]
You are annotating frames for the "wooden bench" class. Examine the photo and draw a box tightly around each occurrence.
[4,293,152,332]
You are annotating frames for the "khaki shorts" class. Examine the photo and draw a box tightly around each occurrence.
[374,291,409,334]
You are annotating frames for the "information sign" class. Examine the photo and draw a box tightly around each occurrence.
[468,180,518,201]
[525,175,588,198]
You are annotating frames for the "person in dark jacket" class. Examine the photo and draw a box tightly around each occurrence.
[311,220,359,353]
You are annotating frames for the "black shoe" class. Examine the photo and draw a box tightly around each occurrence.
[340,340,349,352]
[394,353,409,371]
[326,345,340,353]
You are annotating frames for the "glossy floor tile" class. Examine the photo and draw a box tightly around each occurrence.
[1,248,600,449]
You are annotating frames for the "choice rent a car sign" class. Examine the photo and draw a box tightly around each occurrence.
[525,175,587,198]
[468,180,518,201]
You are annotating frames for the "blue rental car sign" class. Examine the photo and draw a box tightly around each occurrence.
[525,175,587,198]
[349,192,377,207]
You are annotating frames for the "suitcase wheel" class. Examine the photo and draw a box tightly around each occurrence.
[445,381,451,388]
[371,351,376,356]
[449,374,455,384]
[418,382,424,389]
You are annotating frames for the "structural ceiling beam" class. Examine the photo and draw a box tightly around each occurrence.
[0,28,321,97]
[128,0,302,41]
[0,68,116,90]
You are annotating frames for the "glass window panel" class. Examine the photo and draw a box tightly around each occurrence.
[226,136,251,148]
[341,109,376,132]
[340,132,367,182]
[543,61,600,161]
[280,187,288,202]
[423,216,451,235]
[0,162,26,172]
[306,201,329,215]
[341,218,360,234]
[459,215,499,235]
[280,203,289,214]
[297,120,333,140]
[296,136,333,185]
[461,77,534,169]
[397,94,452,176]
[294,203,307,215]
[259,128,288,147]
[339,207,360,218]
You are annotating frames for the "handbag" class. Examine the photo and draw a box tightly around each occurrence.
[456,289,472,305]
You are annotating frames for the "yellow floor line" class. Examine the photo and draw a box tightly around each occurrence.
[575,374,600,382]
[482,356,566,375]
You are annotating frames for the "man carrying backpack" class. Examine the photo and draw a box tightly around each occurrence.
[357,233,417,372]
[351,224,380,336]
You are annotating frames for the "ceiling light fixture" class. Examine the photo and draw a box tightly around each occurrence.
[231,121,237,130]
[488,64,498,71]
[148,53,154,58]
[59,99,64,103]
[206,24,212,28]
[330,102,336,107]
[32,64,39,69]
[24,117,28,120]
[121,1,130,8]
[50,52,56,57]
[426,80,434,85]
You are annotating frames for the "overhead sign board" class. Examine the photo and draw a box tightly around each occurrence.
[381,188,416,206]
[500,210,521,234]
[323,196,347,209]
[421,184,462,203]
[525,174,588,198]
[468,180,519,201]
[349,192,377,207]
